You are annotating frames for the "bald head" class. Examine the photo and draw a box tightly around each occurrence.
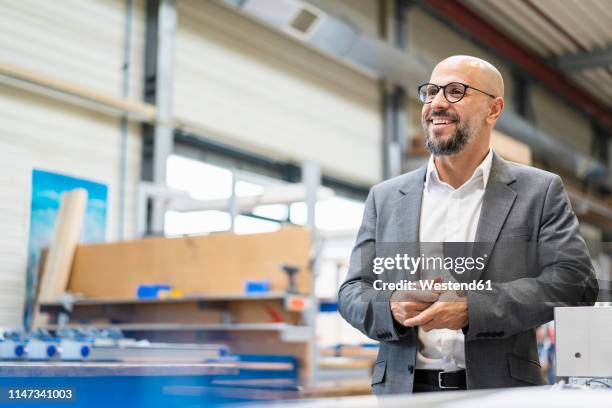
[421,55,506,157]
[432,55,504,98]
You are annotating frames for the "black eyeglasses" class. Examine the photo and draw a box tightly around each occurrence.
[418,82,496,104]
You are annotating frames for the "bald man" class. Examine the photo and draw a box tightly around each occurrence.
[338,55,598,393]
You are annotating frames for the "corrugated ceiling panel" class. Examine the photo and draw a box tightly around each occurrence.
[174,0,382,184]
[568,1,610,48]
[461,0,612,110]
[530,0,607,51]
[462,0,576,56]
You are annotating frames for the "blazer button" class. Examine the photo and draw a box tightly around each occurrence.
[408,365,414,374]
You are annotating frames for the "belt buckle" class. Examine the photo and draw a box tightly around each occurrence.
[438,371,459,389]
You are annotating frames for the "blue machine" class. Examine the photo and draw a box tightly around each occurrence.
[0,329,300,407]
[0,355,299,408]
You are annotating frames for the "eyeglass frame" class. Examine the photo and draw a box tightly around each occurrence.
[418,82,497,104]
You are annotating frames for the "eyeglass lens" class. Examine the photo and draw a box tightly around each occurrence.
[419,82,466,103]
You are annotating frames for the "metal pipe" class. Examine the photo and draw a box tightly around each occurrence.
[119,0,134,240]
[302,161,321,385]
[497,112,608,181]
[151,0,177,232]
[222,0,430,91]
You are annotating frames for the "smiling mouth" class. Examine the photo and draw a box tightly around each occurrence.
[428,118,457,127]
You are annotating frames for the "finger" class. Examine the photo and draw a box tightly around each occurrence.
[402,301,431,312]
[420,319,437,332]
[405,304,433,319]
[405,310,422,319]
[395,301,430,311]
[403,307,435,327]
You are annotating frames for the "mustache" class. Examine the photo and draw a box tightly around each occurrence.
[425,111,459,121]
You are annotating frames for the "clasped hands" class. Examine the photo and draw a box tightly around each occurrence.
[390,278,468,332]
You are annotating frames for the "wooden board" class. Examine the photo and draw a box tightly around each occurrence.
[67,227,311,298]
[38,188,88,302]
[0,61,157,121]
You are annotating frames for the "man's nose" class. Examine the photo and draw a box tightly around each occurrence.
[430,88,449,109]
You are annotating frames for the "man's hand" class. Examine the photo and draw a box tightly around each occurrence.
[390,285,440,325]
[403,292,468,331]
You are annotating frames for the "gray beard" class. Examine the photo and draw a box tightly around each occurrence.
[423,120,474,156]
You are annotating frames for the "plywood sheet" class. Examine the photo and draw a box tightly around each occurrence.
[68,227,311,298]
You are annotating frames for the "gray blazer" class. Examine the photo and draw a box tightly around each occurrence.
[338,152,599,394]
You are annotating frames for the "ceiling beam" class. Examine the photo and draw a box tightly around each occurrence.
[556,46,612,72]
[418,0,612,129]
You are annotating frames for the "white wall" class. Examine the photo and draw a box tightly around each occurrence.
[0,0,144,327]
[0,0,146,101]
[174,0,383,185]
[0,87,142,241]
[0,145,31,328]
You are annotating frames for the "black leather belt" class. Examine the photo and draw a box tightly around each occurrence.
[414,369,467,390]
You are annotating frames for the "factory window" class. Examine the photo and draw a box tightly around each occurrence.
[166,155,264,200]
[290,197,365,232]
[165,210,232,235]
[164,155,365,235]
[164,155,280,235]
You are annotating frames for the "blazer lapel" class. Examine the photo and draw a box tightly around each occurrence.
[473,153,517,274]
[394,165,426,280]
[396,164,427,244]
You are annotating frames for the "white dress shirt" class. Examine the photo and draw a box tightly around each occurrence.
[416,148,493,371]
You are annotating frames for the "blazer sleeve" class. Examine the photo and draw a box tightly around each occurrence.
[465,175,599,341]
[337,187,410,342]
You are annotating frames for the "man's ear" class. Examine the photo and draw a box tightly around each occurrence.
[487,97,504,124]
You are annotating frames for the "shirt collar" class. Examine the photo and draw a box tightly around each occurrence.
[424,148,494,192]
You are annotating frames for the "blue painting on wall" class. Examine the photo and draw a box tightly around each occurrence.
[25,169,108,328]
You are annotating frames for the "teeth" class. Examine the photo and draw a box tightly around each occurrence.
[432,120,449,125]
